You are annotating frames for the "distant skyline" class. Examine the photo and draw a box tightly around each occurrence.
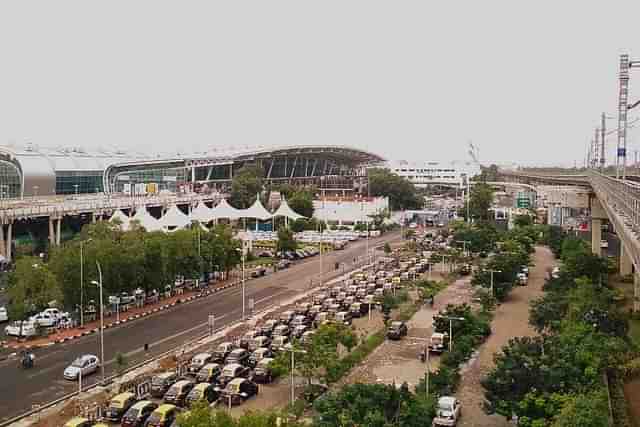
[1,1,639,167]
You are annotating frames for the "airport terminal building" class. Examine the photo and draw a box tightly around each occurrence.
[0,144,384,198]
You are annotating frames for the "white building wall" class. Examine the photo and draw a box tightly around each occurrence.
[383,160,480,187]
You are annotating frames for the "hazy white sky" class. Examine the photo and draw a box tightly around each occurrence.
[1,1,639,166]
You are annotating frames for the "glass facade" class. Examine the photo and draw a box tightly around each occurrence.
[112,167,187,193]
[55,171,103,194]
[0,160,22,198]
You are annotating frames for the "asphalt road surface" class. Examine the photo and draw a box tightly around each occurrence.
[0,231,401,422]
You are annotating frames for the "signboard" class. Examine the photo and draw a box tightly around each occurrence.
[618,147,627,157]
[516,197,530,208]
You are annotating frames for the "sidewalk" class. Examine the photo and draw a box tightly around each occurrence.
[455,246,553,427]
[1,279,237,351]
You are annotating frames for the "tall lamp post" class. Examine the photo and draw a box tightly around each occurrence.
[90,261,105,385]
[236,245,246,320]
[434,315,466,352]
[79,238,93,328]
[281,347,307,405]
[456,240,471,258]
[487,269,502,297]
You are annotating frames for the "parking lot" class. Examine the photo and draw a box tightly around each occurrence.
[48,236,439,427]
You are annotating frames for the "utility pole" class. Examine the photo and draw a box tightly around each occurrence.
[487,269,502,297]
[617,54,640,180]
[601,114,606,171]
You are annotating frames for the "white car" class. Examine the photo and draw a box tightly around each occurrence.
[600,240,609,249]
[0,307,8,322]
[4,320,38,337]
[29,312,58,328]
[64,354,100,380]
[432,396,461,426]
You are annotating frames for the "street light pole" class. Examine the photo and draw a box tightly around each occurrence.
[282,347,307,405]
[91,262,105,385]
[487,269,502,297]
[456,240,470,257]
[434,315,466,352]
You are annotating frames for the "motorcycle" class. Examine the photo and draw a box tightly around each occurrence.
[20,352,34,369]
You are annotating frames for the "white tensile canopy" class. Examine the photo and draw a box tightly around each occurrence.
[241,196,273,221]
[272,198,305,220]
[158,205,191,229]
[189,202,214,223]
[210,198,243,220]
[131,208,164,232]
[109,210,131,230]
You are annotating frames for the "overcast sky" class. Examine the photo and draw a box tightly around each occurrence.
[1,1,639,167]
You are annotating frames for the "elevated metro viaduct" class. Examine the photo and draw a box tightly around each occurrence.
[496,169,640,312]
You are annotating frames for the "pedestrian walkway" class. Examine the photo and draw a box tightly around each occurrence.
[456,246,554,427]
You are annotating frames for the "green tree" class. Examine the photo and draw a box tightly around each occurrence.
[230,165,264,209]
[276,227,297,253]
[463,183,494,222]
[8,257,62,317]
[383,242,392,254]
[368,168,423,211]
[314,383,436,427]
[287,189,314,218]
[550,390,610,427]
[513,214,534,227]
[297,323,356,385]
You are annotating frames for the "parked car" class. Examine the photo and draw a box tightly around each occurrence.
[217,378,259,406]
[279,310,295,325]
[292,324,308,339]
[432,396,461,426]
[271,335,289,351]
[212,342,235,363]
[196,363,222,384]
[225,348,250,366]
[163,380,194,407]
[272,324,290,337]
[349,302,366,317]
[335,311,352,326]
[144,404,179,427]
[295,303,312,316]
[429,332,447,353]
[4,320,37,337]
[248,347,274,368]
[217,363,251,387]
[248,335,271,352]
[0,307,8,323]
[252,358,275,383]
[150,372,179,398]
[387,321,408,340]
[250,266,266,278]
[120,400,158,427]
[185,383,219,407]
[240,330,261,349]
[64,417,92,427]
[260,319,279,337]
[64,354,100,380]
[291,315,310,328]
[104,392,137,422]
[188,353,213,374]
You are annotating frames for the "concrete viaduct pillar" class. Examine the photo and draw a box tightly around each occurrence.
[620,244,634,276]
[0,221,13,262]
[590,196,607,256]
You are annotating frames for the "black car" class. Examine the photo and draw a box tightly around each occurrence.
[217,363,251,388]
[120,400,158,427]
[217,378,259,406]
[225,348,250,366]
[247,347,274,368]
[386,321,408,340]
[260,319,279,337]
[212,342,235,363]
[185,383,219,407]
[239,330,261,349]
[252,358,275,383]
[150,372,179,398]
[163,380,195,407]
[195,363,222,384]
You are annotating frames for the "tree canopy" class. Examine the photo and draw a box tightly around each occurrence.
[368,168,423,211]
[230,165,264,209]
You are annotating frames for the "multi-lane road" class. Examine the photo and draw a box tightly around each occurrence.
[0,231,400,422]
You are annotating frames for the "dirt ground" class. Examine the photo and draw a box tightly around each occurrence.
[338,273,477,389]
[455,246,553,427]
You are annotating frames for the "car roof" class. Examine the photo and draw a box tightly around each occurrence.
[230,348,246,354]
[224,363,242,369]
[438,396,456,405]
[131,400,155,410]
[172,380,192,387]
[111,392,135,401]
[193,352,211,358]
[155,404,177,414]
[155,371,176,379]
[201,363,221,370]
[391,321,403,326]
[192,383,211,392]
[228,377,245,386]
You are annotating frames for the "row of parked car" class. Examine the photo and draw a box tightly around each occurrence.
[61,242,435,427]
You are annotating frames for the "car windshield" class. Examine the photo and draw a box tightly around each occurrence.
[71,358,85,368]
[221,367,235,376]
[438,401,454,412]
[146,413,162,424]
[152,376,167,386]
[123,408,139,420]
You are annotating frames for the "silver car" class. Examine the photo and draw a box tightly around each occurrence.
[64,354,100,380]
